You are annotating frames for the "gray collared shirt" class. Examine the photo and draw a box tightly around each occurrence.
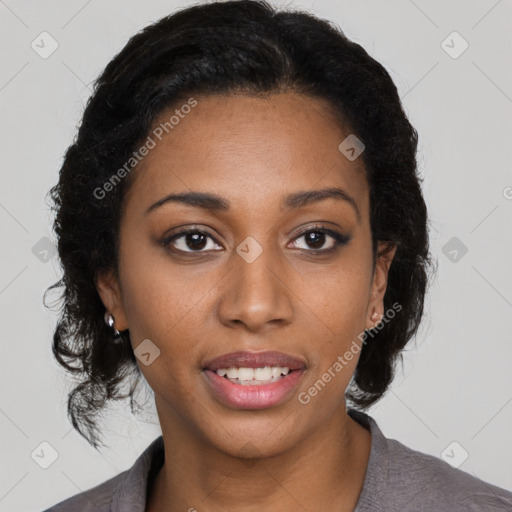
[42,408,512,511]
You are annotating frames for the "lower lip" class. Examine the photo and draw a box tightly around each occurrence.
[202,369,305,410]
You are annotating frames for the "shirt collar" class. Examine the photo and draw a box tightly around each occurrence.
[348,408,389,511]
[112,435,164,512]
[110,408,387,511]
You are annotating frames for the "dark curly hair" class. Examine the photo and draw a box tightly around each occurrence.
[44,0,436,450]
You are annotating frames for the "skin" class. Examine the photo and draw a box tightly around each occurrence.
[96,91,397,512]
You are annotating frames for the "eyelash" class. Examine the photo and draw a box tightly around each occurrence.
[160,224,351,256]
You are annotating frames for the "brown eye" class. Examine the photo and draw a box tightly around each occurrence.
[290,225,351,254]
[162,229,222,253]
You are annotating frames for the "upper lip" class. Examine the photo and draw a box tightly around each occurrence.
[203,350,307,371]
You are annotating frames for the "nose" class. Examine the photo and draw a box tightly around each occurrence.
[217,243,294,332]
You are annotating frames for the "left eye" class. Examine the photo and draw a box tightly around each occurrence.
[290,227,349,253]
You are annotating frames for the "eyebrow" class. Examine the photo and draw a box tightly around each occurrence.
[145,187,360,222]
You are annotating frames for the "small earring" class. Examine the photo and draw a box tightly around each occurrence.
[104,311,121,338]
[370,311,383,328]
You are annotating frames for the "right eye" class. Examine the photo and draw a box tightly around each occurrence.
[161,228,223,253]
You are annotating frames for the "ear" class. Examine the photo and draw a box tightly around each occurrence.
[94,269,128,332]
[365,241,397,331]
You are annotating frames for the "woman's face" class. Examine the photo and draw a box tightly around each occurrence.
[96,91,395,457]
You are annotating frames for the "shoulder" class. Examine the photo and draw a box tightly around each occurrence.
[41,435,164,512]
[348,409,512,512]
[41,470,127,511]
[385,432,512,511]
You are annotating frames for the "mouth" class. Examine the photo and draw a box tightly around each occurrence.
[202,350,306,409]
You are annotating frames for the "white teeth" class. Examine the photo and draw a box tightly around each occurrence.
[215,366,291,382]
[237,367,254,381]
[226,367,238,379]
[254,367,272,380]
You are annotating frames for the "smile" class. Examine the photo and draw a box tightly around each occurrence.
[202,350,307,409]
[215,366,291,385]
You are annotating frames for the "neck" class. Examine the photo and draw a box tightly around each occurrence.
[146,403,371,512]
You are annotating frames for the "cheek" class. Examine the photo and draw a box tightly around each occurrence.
[117,235,213,347]
[298,272,368,405]
[295,258,372,340]
[294,256,372,390]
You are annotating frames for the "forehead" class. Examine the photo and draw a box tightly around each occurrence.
[123,92,369,219]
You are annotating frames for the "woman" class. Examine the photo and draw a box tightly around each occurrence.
[42,1,512,510]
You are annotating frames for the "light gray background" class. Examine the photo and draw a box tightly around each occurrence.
[1,0,511,510]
